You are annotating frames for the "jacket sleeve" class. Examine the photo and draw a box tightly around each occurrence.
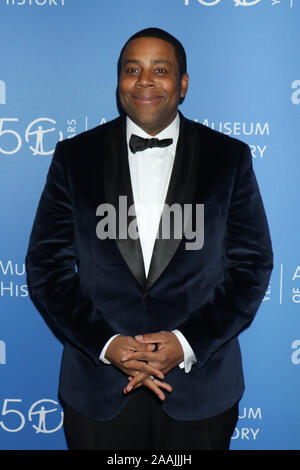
[25,141,116,365]
[178,144,273,369]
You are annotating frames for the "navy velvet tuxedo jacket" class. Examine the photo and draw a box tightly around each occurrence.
[26,113,273,421]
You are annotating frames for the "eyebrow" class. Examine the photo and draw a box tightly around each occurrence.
[122,59,172,66]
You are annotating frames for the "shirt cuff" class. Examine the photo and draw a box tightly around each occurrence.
[172,329,197,373]
[99,334,120,364]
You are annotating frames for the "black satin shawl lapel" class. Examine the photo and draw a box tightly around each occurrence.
[145,114,199,291]
[103,117,146,288]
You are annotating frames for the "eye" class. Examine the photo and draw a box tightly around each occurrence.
[126,67,139,74]
[155,68,167,74]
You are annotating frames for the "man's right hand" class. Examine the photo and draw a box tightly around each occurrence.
[105,335,172,400]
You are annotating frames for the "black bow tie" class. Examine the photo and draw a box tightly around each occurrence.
[129,134,173,154]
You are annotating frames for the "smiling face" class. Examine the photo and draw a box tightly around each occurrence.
[118,37,189,136]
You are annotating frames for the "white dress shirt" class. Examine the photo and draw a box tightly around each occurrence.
[100,114,196,373]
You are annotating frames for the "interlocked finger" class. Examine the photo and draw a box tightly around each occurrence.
[121,359,164,380]
[124,372,172,401]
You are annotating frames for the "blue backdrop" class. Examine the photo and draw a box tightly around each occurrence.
[0,0,299,451]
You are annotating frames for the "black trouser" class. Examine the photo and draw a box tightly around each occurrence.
[63,388,238,450]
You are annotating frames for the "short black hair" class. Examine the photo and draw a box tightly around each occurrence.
[117,27,187,79]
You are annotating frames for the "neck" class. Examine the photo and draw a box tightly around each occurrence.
[128,113,178,137]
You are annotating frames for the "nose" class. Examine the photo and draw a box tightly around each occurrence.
[136,69,154,87]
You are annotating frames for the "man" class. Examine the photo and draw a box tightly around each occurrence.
[26,28,273,450]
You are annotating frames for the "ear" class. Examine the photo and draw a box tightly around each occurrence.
[180,73,189,99]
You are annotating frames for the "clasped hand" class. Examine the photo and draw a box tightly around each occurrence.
[105,331,184,401]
